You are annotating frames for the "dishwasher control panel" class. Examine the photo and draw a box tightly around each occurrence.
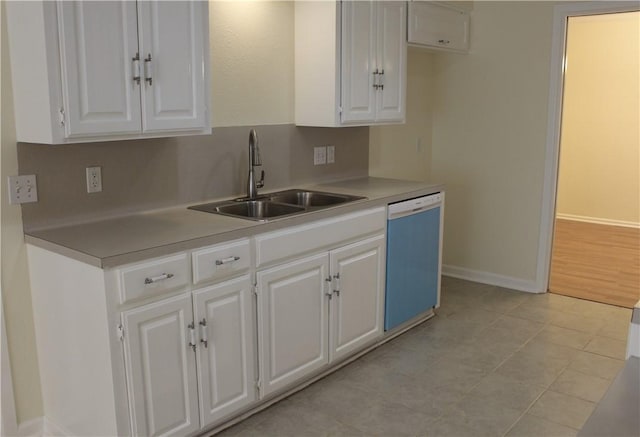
[388,192,442,218]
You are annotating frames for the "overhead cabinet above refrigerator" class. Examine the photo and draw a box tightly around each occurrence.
[295,1,407,127]
[407,1,470,53]
[6,1,211,144]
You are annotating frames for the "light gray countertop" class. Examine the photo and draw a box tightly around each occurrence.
[25,177,444,268]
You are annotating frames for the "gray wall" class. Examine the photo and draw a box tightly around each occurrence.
[18,125,369,230]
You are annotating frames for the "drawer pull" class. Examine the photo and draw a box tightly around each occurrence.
[215,256,240,266]
[144,273,174,284]
[438,39,451,45]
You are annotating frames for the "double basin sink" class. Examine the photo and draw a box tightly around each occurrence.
[189,189,366,221]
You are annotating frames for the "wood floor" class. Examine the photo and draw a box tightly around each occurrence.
[550,218,640,308]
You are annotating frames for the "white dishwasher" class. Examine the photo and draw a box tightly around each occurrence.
[385,192,443,331]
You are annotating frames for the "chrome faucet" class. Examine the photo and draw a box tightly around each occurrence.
[246,129,264,199]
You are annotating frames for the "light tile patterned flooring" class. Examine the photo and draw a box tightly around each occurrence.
[217,277,632,436]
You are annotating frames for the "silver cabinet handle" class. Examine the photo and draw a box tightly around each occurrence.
[199,318,208,348]
[215,256,240,266]
[144,54,153,85]
[188,322,196,352]
[144,273,174,284]
[378,69,384,91]
[333,273,341,296]
[132,53,140,84]
[438,39,451,45]
[373,68,380,90]
[325,276,333,299]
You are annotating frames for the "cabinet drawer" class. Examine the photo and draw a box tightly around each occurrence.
[255,207,386,267]
[118,253,189,304]
[192,239,251,286]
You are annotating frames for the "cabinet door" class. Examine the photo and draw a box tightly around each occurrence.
[122,293,200,437]
[57,1,142,137]
[137,1,208,132]
[340,0,377,124]
[329,235,385,362]
[375,1,406,123]
[193,275,256,428]
[257,253,330,396]
[407,2,470,52]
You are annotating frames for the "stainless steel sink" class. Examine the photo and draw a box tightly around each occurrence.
[265,189,365,207]
[189,200,305,221]
[189,189,366,221]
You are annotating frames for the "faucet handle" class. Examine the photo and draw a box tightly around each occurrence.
[257,170,265,189]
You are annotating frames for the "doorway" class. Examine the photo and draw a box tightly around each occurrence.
[548,11,639,308]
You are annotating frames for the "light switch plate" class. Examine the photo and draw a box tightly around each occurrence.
[327,145,335,164]
[8,175,38,204]
[314,146,327,165]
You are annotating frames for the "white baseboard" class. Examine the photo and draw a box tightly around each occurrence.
[442,264,541,293]
[14,416,73,437]
[627,322,639,360]
[42,418,72,437]
[556,213,640,229]
[16,417,43,437]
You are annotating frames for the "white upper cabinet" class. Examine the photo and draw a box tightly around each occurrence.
[407,1,470,53]
[6,0,210,144]
[137,1,208,133]
[295,1,407,127]
[374,1,407,122]
[340,1,377,124]
[58,2,142,137]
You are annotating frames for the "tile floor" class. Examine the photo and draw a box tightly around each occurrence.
[217,277,632,436]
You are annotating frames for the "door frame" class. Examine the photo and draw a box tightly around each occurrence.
[1,298,18,436]
[536,1,640,293]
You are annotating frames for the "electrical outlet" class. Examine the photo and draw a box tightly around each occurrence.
[314,146,327,165]
[327,145,335,164]
[8,175,38,204]
[86,166,102,193]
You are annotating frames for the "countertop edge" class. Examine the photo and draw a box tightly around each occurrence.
[25,179,445,269]
[25,235,104,268]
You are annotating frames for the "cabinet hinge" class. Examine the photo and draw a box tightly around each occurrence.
[116,324,124,342]
[59,107,65,126]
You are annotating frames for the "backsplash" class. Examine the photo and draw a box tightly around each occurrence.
[18,124,369,231]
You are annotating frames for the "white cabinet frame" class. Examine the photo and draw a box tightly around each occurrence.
[6,0,211,144]
[295,0,407,127]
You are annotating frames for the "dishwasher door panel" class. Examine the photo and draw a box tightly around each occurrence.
[385,206,440,331]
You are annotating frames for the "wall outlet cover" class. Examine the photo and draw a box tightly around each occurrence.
[86,166,102,193]
[8,175,38,204]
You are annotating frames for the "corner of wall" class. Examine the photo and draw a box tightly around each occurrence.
[1,1,44,425]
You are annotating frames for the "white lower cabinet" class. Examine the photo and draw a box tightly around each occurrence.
[257,234,385,397]
[25,208,387,436]
[329,235,385,362]
[122,274,255,436]
[193,275,256,427]
[122,293,200,437]
[257,253,330,396]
